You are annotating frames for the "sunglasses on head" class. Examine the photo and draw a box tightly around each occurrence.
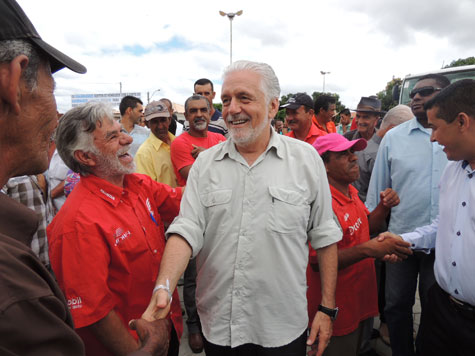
[409,86,442,99]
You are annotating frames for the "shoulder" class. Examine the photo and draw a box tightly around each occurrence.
[343,129,358,140]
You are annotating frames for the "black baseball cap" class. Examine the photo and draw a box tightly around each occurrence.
[0,0,86,74]
[280,92,314,110]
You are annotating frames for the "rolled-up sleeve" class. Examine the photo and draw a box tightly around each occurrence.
[166,158,206,258]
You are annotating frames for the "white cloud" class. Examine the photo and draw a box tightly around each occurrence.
[17,0,475,112]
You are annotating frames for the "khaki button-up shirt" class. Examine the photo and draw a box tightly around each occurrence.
[167,128,341,347]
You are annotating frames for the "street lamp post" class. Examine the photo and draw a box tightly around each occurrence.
[320,71,330,93]
[219,10,243,65]
[147,89,161,104]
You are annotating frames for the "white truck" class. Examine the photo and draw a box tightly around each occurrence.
[393,64,475,105]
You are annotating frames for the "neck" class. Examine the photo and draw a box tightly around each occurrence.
[210,106,216,117]
[328,178,350,198]
[316,115,328,131]
[235,128,271,166]
[188,129,207,138]
[158,133,171,145]
[416,116,430,128]
[359,129,375,141]
[121,116,134,133]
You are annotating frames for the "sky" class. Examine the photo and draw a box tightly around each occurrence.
[17,0,475,113]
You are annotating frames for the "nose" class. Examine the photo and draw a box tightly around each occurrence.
[121,131,133,145]
[349,152,358,161]
[227,98,241,115]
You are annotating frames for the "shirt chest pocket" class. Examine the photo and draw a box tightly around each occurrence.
[200,189,233,221]
[267,186,310,234]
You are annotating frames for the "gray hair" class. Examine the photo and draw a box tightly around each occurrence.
[222,60,281,103]
[55,102,115,176]
[0,39,48,90]
[184,94,211,113]
[380,104,413,131]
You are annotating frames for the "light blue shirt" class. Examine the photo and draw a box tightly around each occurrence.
[128,124,150,157]
[366,118,448,234]
[402,161,475,305]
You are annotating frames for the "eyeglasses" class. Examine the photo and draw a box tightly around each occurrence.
[409,86,442,99]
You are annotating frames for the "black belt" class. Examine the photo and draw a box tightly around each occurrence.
[449,295,475,320]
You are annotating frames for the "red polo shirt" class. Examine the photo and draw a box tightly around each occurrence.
[171,131,226,186]
[48,173,183,355]
[312,115,337,134]
[286,123,327,145]
[307,184,378,336]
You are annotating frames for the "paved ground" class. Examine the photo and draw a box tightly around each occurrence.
[177,286,421,356]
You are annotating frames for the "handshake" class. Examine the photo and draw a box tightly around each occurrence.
[369,232,413,263]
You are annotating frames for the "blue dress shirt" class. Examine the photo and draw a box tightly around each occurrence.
[366,118,448,234]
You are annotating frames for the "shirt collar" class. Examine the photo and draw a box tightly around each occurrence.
[80,174,143,207]
[330,184,359,206]
[215,127,283,162]
[149,132,174,151]
[408,117,431,135]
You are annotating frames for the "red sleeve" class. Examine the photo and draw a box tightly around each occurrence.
[49,227,116,329]
[146,178,183,225]
[171,136,195,172]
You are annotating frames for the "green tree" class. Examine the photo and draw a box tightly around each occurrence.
[377,77,402,112]
[213,103,222,112]
[444,56,475,68]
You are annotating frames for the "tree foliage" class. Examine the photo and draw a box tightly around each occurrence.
[444,57,475,68]
[276,92,346,122]
[376,77,402,112]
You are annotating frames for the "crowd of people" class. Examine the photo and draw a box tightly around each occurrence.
[1,1,475,356]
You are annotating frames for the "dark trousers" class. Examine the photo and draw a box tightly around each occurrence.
[203,331,307,356]
[385,251,435,356]
[168,326,179,356]
[183,258,201,333]
[419,283,475,356]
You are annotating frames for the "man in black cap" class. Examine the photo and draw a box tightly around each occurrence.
[0,1,169,355]
[282,92,324,145]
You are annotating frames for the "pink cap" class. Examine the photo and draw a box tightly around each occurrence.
[312,133,367,155]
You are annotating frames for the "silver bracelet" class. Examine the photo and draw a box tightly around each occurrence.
[153,279,173,302]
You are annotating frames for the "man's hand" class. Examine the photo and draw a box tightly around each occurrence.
[380,188,400,208]
[141,289,171,322]
[369,232,412,261]
[191,145,206,159]
[129,318,170,356]
[307,311,332,356]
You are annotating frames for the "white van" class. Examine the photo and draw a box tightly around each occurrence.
[393,64,475,105]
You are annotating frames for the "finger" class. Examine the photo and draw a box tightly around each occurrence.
[307,326,318,346]
[129,319,136,330]
[316,335,328,356]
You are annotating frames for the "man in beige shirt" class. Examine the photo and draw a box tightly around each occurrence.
[143,60,341,356]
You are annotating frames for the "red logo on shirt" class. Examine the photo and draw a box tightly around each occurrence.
[348,217,363,235]
[114,227,132,246]
[67,296,83,310]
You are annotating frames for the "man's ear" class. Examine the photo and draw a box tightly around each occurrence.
[457,112,471,132]
[268,98,279,119]
[0,55,29,115]
[74,150,97,168]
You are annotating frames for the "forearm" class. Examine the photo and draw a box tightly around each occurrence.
[337,244,372,270]
[155,234,192,291]
[87,309,138,356]
[368,203,390,235]
[50,181,65,199]
[317,243,338,308]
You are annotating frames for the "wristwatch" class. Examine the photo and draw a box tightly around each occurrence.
[318,304,339,321]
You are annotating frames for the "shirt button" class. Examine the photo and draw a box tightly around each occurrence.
[462,202,466,207]
[456,231,461,236]
[452,261,456,266]
[455,289,459,294]
[469,173,473,179]
[153,249,158,254]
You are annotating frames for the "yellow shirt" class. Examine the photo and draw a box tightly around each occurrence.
[134,132,178,187]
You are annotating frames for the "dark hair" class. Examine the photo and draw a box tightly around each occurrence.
[340,108,351,116]
[194,78,214,92]
[119,95,143,115]
[320,151,331,163]
[314,95,336,114]
[417,74,450,89]
[424,79,475,123]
